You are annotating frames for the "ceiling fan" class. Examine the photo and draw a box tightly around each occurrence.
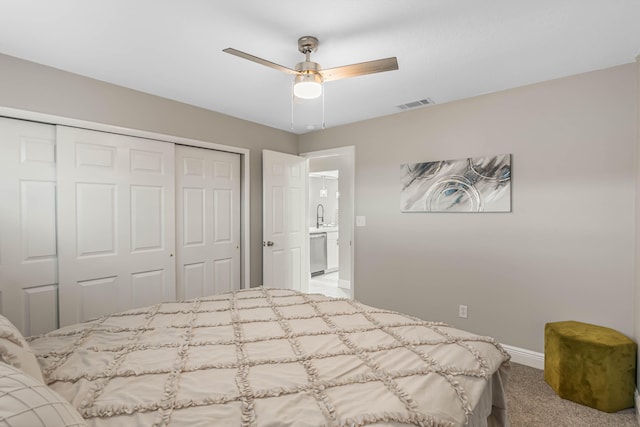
[223,36,398,99]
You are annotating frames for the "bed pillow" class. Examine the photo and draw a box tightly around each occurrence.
[0,362,87,426]
[0,315,44,383]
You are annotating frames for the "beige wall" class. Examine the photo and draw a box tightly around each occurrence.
[300,64,637,353]
[0,53,299,286]
[1,52,637,355]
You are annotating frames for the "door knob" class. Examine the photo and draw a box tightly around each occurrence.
[263,241,274,247]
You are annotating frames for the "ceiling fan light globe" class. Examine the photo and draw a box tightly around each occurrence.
[294,81,322,99]
[293,73,323,99]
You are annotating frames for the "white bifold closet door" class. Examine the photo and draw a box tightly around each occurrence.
[56,126,176,326]
[175,145,240,299]
[0,118,59,336]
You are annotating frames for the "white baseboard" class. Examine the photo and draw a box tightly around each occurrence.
[501,344,545,370]
[338,279,351,289]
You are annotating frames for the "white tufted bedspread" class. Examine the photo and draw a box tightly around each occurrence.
[28,288,510,427]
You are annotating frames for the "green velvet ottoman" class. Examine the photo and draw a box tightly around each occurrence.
[544,320,637,413]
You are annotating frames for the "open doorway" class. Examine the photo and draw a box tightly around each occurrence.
[301,146,354,299]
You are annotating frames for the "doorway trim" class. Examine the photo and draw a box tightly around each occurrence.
[0,106,251,289]
[300,145,355,298]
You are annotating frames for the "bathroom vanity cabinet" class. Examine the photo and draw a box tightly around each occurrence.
[326,230,339,272]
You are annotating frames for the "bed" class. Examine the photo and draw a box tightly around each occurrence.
[2,288,510,426]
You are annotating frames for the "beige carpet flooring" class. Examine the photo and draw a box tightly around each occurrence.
[506,362,637,426]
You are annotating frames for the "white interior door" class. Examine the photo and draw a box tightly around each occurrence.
[175,145,240,299]
[0,118,59,335]
[262,150,307,290]
[57,126,175,326]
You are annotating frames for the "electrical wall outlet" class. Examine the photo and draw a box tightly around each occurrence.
[458,305,468,319]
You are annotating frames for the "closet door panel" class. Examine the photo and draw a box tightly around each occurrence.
[57,126,175,326]
[183,262,205,300]
[183,188,205,246]
[176,145,240,299]
[213,258,233,294]
[131,269,165,308]
[0,118,58,335]
[131,185,164,252]
[76,183,117,256]
[23,285,58,336]
[78,276,120,320]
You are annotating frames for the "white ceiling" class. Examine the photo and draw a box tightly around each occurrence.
[1,1,639,134]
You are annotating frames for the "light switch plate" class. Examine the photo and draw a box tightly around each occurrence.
[356,216,366,227]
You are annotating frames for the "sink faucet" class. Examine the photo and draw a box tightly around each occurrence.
[316,204,324,228]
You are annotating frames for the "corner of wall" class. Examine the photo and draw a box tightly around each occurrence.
[635,55,640,404]
[636,54,640,427]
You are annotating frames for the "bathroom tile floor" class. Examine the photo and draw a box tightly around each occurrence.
[308,271,351,299]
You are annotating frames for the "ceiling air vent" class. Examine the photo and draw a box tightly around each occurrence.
[396,98,434,110]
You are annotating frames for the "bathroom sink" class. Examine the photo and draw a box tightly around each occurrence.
[309,224,338,233]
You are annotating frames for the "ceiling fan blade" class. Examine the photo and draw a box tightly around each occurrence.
[320,57,398,82]
[223,48,298,75]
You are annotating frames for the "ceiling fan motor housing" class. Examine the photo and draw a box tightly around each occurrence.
[296,36,322,79]
[298,36,319,54]
[295,60,321,74]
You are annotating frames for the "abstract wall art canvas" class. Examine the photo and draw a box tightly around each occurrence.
[400,154,511,212]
